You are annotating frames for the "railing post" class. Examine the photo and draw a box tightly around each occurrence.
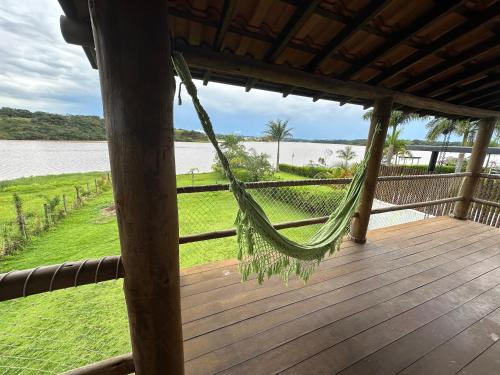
[452,117,496,219]
[350,96,393,243]
[89,1,184,374]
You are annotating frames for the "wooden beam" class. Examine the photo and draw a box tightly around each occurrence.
[350,96,393,243]
[396,35,499,91]
[89,1,184,374]
[178,44,500,118]
[452,118,496,219]
[213,0,238,51]
[369,3,500,85]
[305,0,389,72]
[345,1,461,80]
[265,0,321,62]
[202,70,211,86]
[245,78,258,92]
[417,56,500,97]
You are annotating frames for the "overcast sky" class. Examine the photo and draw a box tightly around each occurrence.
[0,0,438,140]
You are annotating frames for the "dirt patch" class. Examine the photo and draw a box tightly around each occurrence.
[101,204,116,218]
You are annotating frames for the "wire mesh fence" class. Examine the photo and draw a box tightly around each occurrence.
[0,279,129,375]
[1,172,493,373]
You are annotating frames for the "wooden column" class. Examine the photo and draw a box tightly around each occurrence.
[350,96,393,243]
[452,117,496,219]
[89,1,184,374]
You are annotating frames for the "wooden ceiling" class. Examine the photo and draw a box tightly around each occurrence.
[58,0,500,119]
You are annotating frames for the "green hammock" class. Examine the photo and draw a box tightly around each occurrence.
[172,52,374,283]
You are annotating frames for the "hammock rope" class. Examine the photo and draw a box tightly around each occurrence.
[172,52,376,283]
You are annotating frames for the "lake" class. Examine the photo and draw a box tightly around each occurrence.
[0,139,481,182]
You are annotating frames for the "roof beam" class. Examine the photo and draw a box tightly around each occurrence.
[305,0,389,72]
[416,56,500,97]
[368,3,500,86]
[213,0,238,51]
[345,1,462,80]
[395,35,499,91]
[457,87,500,106]
[177,43,500,118]
[437,73,500,101]
[282,86,294,97]
[265,0,321,62]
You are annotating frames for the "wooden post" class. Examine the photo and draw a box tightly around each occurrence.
[63,194,67,213]
[75,186,81,205]
[89,1,184,374]
[452,118,496,219]
[350,96,393,243]
[43,203,49,228]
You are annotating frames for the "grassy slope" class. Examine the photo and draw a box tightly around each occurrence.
[0,171,317,373]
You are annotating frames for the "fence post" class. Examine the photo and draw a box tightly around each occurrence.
[63,194,68,213]
[43,203,50,228]
[350,96,393,243]
[75,186,81,205]
[452,118,496,219]
[13,194,27,239]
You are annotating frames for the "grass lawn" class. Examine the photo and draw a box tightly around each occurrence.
[0,170,323,374]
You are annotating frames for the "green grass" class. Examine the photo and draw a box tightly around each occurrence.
[0,172,108,225]
[0,170,323,373]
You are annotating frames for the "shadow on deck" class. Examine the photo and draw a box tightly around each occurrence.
[180,216,500,375]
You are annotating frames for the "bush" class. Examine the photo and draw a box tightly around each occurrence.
[261,185,347,217]
[279,164,334,178]
[279,163,355,179]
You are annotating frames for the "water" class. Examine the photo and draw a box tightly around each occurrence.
[0,140,495,181]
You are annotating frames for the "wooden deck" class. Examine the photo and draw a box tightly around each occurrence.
[179,217,500,375]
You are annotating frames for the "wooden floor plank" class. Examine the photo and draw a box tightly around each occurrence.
[399,308,500,375]
[184,239,500,371]
[181,224,495,327]
[183,227,496,339]
[457,339,500,375]
[176,219,500,375]
[339,289,500,374]
[280,267,500,375]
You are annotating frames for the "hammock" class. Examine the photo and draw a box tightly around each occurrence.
[172,52,374,283]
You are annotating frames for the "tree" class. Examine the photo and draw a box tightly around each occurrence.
[243,149,274,181]
[363,110,424,165]
[263,119,293,170]
[336,146,356,168]
[425,118,478,172]
[384,129,409,164]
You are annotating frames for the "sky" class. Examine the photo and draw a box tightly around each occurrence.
[0,0,439,141]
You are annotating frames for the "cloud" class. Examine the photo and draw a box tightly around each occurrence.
[0,0,100,114]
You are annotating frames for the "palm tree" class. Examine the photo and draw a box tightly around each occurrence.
[384,129,408,164]
[363,110,424,165]
[336,146,356,168]
[425,118,478,172]
[264,119,293,170]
